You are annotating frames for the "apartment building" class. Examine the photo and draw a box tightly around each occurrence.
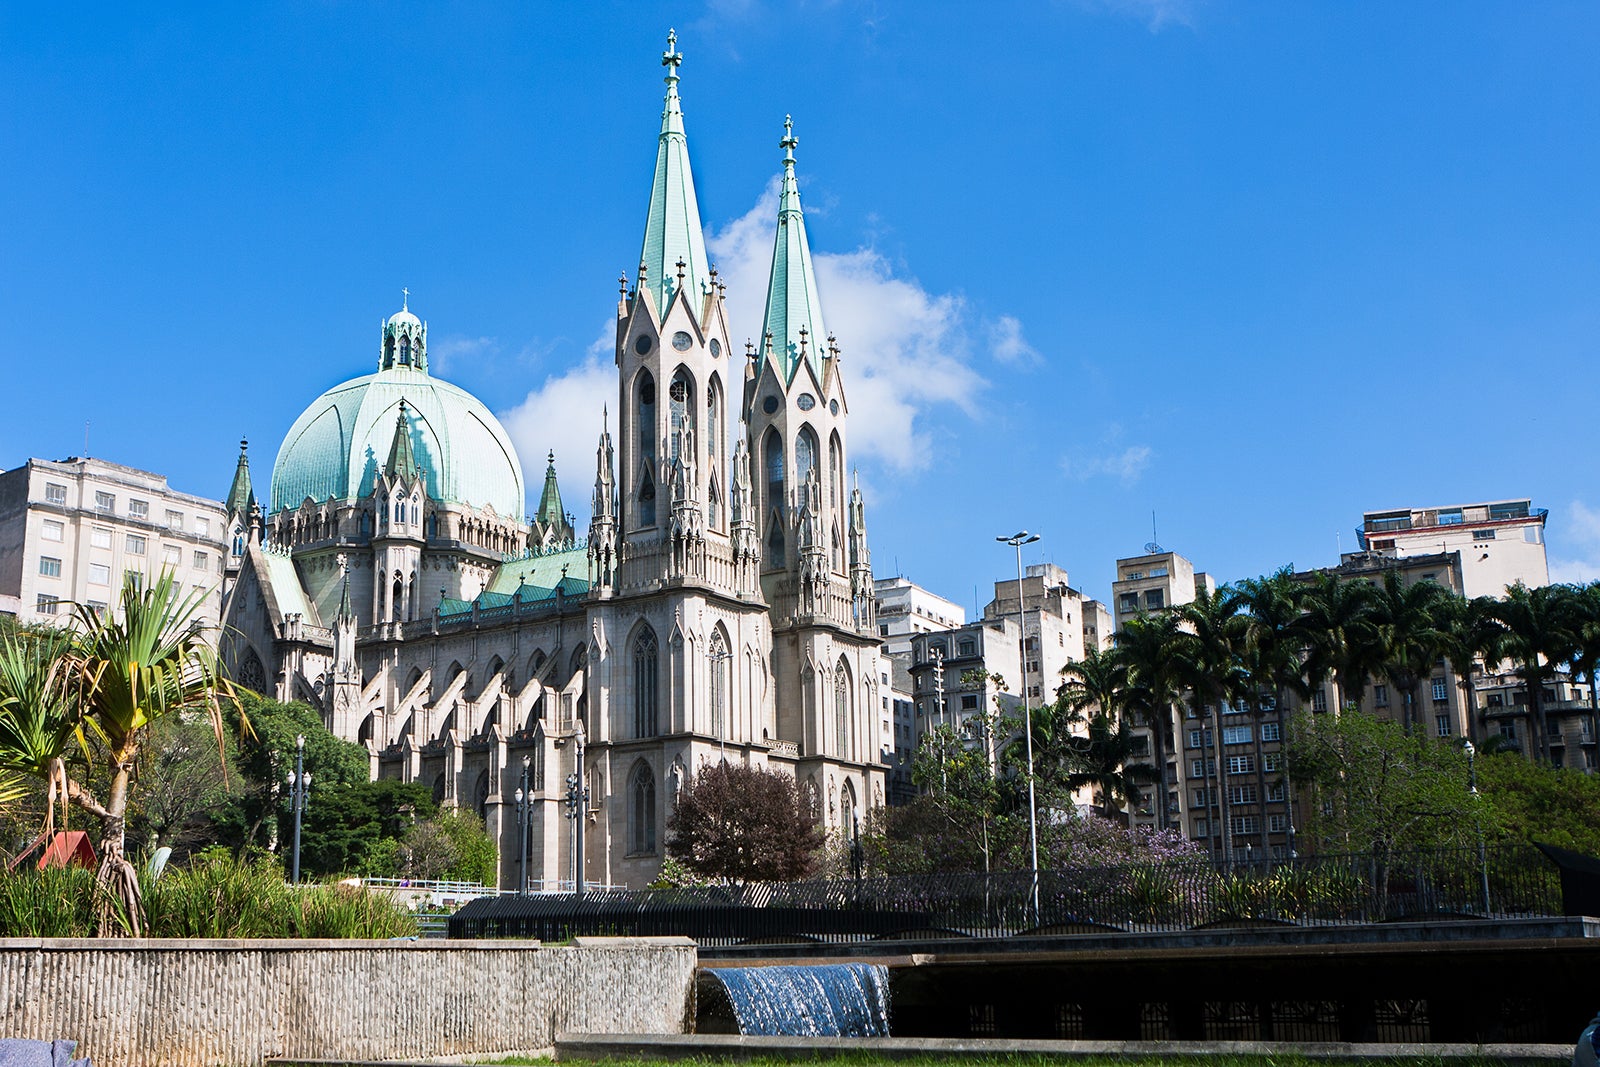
[1358,499,1548,597]
[0,457,228,633]
[874,575,966,656]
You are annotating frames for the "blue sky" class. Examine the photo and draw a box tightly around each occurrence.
[3,2,1597,611]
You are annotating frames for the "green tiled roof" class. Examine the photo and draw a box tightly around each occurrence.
[439,545,590,619]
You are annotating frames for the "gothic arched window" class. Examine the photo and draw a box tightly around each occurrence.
[706,378,720,460]
[399,335,411,365]
[764,429,785,521]
[835,658,852,758]
[669,368,693,461]
[796,426,817,493]
[629,762,657,854]
[632,627,659,738]
[707,476,721,530]
[639,474,656,527]
[709,628,729,741]
[637,371,657,466]
[829,432,843,512]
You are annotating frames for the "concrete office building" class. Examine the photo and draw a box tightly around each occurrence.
[0,457,228,631]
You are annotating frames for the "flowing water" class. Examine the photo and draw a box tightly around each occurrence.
[699,963,892,1036]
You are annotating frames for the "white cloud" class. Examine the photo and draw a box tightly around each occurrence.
[707,182,985,472]
[1549,500,1600,584]
[497,327,615,512]
[988,315,1043,367]
[429,334,499,376]
[1062,441,1152,483]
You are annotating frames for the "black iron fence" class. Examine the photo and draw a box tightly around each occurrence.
[448,843,1567,944]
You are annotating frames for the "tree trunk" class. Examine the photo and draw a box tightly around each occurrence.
[1147,701,1172,832]
[94,758,143,937]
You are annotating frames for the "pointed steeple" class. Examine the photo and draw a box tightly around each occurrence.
[386,402,421,481]
[588,409,618,591]
[638,29,711,317]
[536,451,565,526]
[226,437,255,518]
[759,116,829,383]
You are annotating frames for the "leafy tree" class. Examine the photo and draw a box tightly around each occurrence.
[1288,706,1482,857]
[666,762,824,883]
[1473,748,1600,854]
[1302,572,1380,713]
[1493,583,1579,764]
[891,721,1015,873]
[387,808,498,884]
[297,778,436,878]
[1370,570,1453,734]
[1058,712,1161,819]
[1172,584,1250,860]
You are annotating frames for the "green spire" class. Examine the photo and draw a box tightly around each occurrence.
[638,29,711,317]
[760,115,829,383]
[225,437,255,517]
[535,450,565,526]
[386,401,421,481]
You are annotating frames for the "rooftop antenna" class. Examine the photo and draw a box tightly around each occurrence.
[1144,509,1163,555]
[84,421,90,457]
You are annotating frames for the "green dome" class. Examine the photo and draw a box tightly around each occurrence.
[269,364,526,519]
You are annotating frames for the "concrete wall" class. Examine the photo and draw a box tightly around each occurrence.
[0,935,696,1067]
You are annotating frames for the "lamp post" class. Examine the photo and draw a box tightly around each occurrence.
[288,734,310,884]
[515,754,531,896]
[1464,739,1492,915]
[997,530,1042,926]
[564,720,589,898]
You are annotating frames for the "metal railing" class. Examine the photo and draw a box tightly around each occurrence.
[447,843,1564,945]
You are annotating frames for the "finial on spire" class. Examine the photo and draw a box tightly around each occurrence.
[401,286,410,311]
[239,437,248,453]
[675,257,686,283]
[662,29,681,70]
[746,339,756,359]
[547,449,555,468]
[798,324,809,357]
[398,399,409,419]
[619,272,628,298]
[781,115,797,165]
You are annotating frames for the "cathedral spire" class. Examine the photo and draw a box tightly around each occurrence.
[226,437,255,519]
[759,116,829,383]
[535,451,565,528]
[588,409,618,590]
[385,402,421,482]
[638,29,711,318]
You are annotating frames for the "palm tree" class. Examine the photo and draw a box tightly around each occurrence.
[1569,582,1600,763]
[1113,612,1187,831]
[1369,570,1453,734]
[1040,647,1125,799]
[1494,582,1579,764]
[69,572,234,933]
[1437,593,1506,744]
[0,628,83,837]
[1301,572,1380,713]
[1235,567,1312,855]
[1061,712,1161,820]
[1173,585,1250,864]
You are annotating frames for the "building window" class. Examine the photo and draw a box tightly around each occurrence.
[1373,684,1388,706]
[1262,753,1283,773]
[1311,690,1328,713]
[35,594,60,615]
[166,510,183,530]
[709,630,729,738]
[42,519,64,543]
[1222,724,1252,745]
[1267,782,1286,802]
[1193,818,1209,838]
[1228,783,1257,805]
[1472,529,1496,541]
[126,534,146,556]
[45,483,66,505]
[1144,589,1165,610]
[632,629,659,738]
[1431,678,1449,703]
[88,563,110,585]
[958,639,976,657]
[835,663,851,756]
[1191,758,1215,778]
[129,499,149,520]
[1436,714,1452,738]
[1192,788,1211,807]
[162,545,182,566]
[1227,755,1254,775]
[1268,813,1287,833]
[1118,593,1139,613]
[1260,721,1281,743]
[628,763,657,854]
[1187,729,1210,749]
[193,551,208,570]
[86,600,107,613]
[961,694,979,711]
[1231,815,1261,835]
[879,624,889,637]
[91,526,112,548]
[38,557,61,578]
[94,492,114,513]
[195,517,210,537]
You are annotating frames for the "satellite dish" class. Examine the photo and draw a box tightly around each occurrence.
[1145,542,1164,554]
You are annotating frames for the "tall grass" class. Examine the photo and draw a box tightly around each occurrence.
[0,853,417,938]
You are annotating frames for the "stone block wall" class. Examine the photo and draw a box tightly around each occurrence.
[0,935,696,1066]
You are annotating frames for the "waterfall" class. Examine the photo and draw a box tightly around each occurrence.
[698,963,891,1036]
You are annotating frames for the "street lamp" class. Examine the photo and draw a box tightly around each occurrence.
[564,719,589,898]
[997,530,1042,926]
[1463,739,1492,915]
[515,754,531,896]
[287,734,311,884]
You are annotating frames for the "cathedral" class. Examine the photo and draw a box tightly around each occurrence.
[219,33,885,890]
